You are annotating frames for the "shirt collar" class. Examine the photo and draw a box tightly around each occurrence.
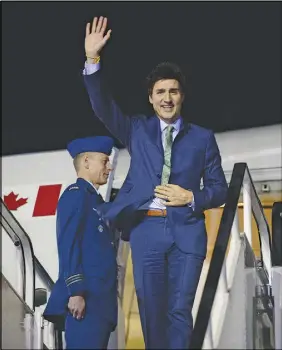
[86,180,100,194]
[77,178,100,194]
[160,117,182,133]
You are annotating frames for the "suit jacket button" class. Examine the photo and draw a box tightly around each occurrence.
[157,173,161,178]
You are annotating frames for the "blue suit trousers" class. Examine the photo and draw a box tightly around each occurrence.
[130,216,204,349]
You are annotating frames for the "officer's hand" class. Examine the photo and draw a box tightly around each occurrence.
[85,16,111,59]
[68,296,85,320]
[154,184,194,207]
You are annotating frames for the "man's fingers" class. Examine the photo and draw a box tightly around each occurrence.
[86,23,91,37]
[154,191,168,198]
[164,202,175,206]
[76,310,83,320]
[164,200,179,206]
[155,185,174,193]
[100,17,108,36]
[71,308,83,319]
[96,16,104,33]
[103,29,112,43]
[154,190,165,196]
[155,187,169,194]
[90,16,108,35]
[72,309,78,318]
[155,185,167,190]
[155,193,169,200]
[165,184,177,189]
[92,17,98,32]
[77,305,86,319]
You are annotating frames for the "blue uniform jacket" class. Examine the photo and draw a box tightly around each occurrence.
[43,178,117,330]
[84,70,228,257]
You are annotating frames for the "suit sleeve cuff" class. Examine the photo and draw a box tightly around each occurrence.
[65,274,86,296]
[191,190,206,214]
[83,62,101,75]
[188,193,195,211]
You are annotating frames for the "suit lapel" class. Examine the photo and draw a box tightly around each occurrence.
[172,119,191,148]
[146,115,164,157]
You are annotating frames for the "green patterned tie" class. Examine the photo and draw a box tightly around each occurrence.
[161,125,174,185]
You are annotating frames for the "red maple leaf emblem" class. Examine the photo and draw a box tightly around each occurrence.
[4,192,28,210]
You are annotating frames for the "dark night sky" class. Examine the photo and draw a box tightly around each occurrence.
[2,1,281,156]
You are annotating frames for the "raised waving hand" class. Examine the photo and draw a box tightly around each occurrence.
[85,16,111,58]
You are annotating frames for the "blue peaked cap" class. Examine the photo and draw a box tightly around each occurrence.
[67,136,114,158]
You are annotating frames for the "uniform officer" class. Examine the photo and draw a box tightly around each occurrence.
[43,136,118,349]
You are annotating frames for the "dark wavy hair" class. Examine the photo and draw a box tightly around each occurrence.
[146,62,186,96]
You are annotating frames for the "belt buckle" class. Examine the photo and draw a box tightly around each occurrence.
[161,209,166,217]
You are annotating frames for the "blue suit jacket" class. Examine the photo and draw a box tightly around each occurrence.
[84,70,228,257]
[43,178,117,330]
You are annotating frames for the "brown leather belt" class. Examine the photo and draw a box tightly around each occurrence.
[143,209,167,217]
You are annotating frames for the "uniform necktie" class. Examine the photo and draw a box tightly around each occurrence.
[161,125,174,185]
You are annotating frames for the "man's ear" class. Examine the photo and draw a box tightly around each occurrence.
[149,94,153,105]
[83,154,90,169]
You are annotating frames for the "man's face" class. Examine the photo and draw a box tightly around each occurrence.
[85,152,112,186]
[149,79,184,123]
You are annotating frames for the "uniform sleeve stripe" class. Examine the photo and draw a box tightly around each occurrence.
[65,274,84,284]
[66,277,84,287]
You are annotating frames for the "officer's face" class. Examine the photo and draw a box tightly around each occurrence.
[85,152,112,186]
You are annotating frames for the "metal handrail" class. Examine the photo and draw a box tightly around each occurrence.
[1,198,63,349]
[1,215,26,300]
[190,162,272,349]
[244,166,272,281]
[1,199,35,310]
[34,256,54,291]
[1,199,55,291]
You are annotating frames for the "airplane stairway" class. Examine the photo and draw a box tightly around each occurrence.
[189,163,282,349]
[1,163,282,349]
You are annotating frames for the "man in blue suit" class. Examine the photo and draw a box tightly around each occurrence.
[82,16,228,349]
[43,136,118,349]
